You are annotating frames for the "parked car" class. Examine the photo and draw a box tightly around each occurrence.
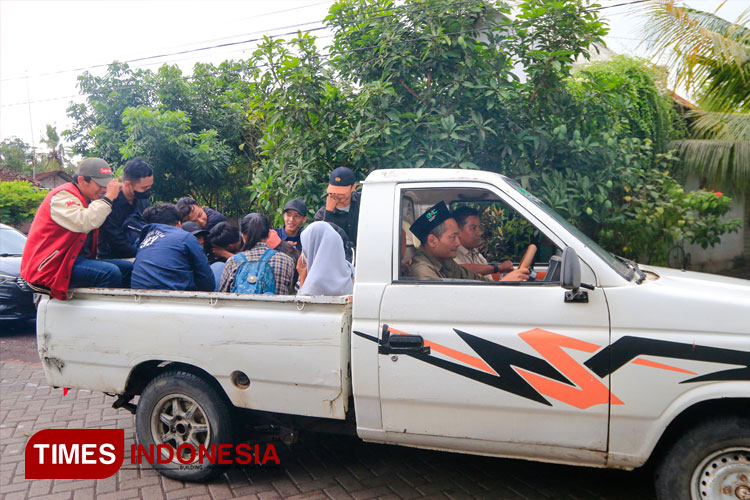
[0,223,35,329]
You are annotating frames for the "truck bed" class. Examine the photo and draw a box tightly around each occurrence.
[37,288,352,419]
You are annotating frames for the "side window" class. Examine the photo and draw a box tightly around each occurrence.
[466,201,558,271]
[397,187,562,284]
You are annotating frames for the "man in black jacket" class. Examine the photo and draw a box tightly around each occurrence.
[98,158,153,259]
[176,197,228,232]
[314,166,360,245]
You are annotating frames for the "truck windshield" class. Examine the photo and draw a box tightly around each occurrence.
[503,177,632,279]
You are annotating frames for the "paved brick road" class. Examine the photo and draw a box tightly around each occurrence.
[1,356,657,500]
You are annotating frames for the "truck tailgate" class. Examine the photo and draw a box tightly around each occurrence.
[37,289,352,419]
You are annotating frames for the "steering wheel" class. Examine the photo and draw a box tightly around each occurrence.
[518,244,538,280]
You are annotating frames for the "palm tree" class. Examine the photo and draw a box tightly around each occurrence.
[640,1,749,192]
[38,124,68,172]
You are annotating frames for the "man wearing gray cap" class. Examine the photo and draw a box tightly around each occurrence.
[21,158,132,300]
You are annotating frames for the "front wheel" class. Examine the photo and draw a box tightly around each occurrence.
[135,370,235,482]
[655,416,750,500]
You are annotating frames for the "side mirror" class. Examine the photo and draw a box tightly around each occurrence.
[560,247,581,291]
[560,248,593,303]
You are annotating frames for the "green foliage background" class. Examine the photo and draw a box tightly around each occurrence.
[59,0,741,266]
[0,181,47,226]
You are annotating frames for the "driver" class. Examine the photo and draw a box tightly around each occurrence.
[452,206,513,280]
[405,202,529,282]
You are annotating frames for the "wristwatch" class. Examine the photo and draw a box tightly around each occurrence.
[493,263,499,274]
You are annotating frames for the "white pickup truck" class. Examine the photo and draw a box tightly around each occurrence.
[36,169,749,500]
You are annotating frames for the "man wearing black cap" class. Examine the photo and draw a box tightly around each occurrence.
[405,202,529,282]
[275,199,307,249]
[182,221,212,261]
[314,167,360,245]
[20,158,132,299]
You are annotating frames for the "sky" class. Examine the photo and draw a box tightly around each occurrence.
[0,0,747,152]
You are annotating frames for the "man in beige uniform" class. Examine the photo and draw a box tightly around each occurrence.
[452,206,513,280]
[406,201,529,281]
[405,201,528,282]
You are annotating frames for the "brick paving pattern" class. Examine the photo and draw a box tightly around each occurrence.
[1,359,656,500]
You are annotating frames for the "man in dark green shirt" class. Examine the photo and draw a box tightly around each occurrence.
[405,201,529,282]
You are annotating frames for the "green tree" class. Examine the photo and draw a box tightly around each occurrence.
[62,0,739,264]
[65,60,260,216]
[0,137,34,175]
[118,61,260,216]
[640,1,750,191]
[568,56,685,152]
[64,61,154,164]
[0,181,46,226]
[38,125,70,172]
[257,0,735,263]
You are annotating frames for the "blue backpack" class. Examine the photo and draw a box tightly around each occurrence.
[230,249,277,294]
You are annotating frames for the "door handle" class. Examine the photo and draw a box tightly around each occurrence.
[378,324,431,355]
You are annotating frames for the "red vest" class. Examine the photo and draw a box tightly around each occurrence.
[21,183,99,300]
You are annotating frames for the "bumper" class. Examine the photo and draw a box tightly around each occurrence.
[0,278,36,327]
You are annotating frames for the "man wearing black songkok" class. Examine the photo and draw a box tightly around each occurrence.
[405,201,529,282]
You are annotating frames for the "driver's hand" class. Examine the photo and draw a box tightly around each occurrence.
[501,268,530,282]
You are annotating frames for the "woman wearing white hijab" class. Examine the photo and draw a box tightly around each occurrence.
[298,221,354,296]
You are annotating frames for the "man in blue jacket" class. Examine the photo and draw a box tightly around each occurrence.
[131,203,215,291]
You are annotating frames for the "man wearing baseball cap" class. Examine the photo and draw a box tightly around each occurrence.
[21,158,133,300]
[274,199,307,249]
[314,166,361,245]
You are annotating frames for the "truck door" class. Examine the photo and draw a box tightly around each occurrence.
[371,183,612,453]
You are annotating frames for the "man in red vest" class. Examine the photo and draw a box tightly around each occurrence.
[21,158,133,300]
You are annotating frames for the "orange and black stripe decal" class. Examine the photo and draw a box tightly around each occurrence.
[353,327,750,408]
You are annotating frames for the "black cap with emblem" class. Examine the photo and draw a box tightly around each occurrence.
[409,201,452,242]
[329,166,356,186]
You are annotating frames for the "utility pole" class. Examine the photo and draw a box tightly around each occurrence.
[26,72,37,181]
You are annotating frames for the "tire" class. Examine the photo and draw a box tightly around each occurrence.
[135,370,235,482]
[654,416,750,500]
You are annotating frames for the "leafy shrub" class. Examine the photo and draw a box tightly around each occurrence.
[0,181,46,226]
[614,167,740,264]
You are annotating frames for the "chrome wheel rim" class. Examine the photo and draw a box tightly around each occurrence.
[691,447,750,499]
[150,393,211,464]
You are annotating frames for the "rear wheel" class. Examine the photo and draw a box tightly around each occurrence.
[655,416,750,500]
[135,370,235,482]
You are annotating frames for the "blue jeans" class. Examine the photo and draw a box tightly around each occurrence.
[69,257,133,289]
[210,262,225,292]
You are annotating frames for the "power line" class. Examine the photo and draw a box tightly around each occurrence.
[0,1,337,82]
[1,0,651,109]
[0,0,479,83]
[124,1,335,55]
[127,0,488,72]
[0,22,329,83]
[236,1,334,21]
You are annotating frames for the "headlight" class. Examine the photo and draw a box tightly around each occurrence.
[0,274,30,291]
[0,273,16,285]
